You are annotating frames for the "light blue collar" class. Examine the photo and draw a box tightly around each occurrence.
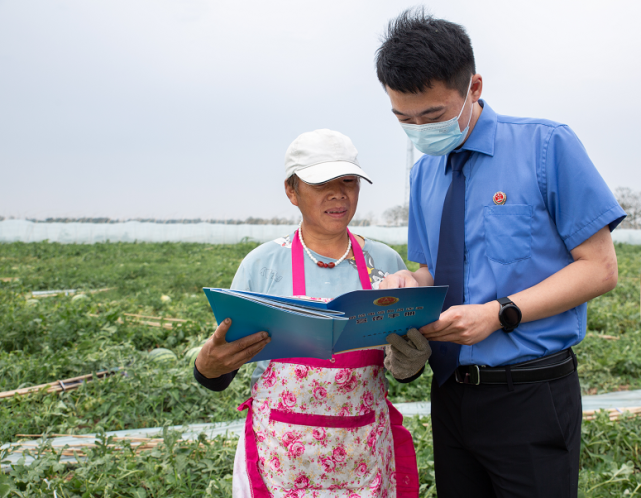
[460,99,496,157]
[443,99,497,174]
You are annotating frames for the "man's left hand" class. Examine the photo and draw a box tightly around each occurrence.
[419,301,502,346]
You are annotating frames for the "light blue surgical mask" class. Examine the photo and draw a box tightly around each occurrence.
[400,79,473,156]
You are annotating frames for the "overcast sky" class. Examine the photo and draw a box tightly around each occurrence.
[1,0,639,221]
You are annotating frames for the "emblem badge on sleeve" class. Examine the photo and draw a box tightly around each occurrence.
[493,192,507,205]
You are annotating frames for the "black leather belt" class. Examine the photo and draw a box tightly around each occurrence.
[454,349,576,386]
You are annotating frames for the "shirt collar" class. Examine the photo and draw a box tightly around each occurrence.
[459,99,496,157]
[442,99,496,174]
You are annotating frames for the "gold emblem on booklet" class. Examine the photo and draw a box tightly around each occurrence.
[373,296,400,306]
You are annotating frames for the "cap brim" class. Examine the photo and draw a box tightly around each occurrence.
[295,161,373,185]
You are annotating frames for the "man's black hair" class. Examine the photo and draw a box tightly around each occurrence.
[376,7,476,96]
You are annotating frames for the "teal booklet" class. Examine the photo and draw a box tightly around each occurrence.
[203,286,448,362]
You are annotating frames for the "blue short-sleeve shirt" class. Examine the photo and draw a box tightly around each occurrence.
[408,100,626,367]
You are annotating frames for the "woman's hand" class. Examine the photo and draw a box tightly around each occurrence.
[384,328,431,379]
[195,318,271,379]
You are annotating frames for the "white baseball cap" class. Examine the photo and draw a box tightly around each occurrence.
[284,129,373,185]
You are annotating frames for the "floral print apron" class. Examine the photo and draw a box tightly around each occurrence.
[235,229,419,497]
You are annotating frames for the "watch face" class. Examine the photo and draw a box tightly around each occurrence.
[501,305,521,327]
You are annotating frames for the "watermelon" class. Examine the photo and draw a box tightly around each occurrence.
[148,348,177,364]
[184,346,203,367]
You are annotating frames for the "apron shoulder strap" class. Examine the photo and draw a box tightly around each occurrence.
[291,229,306,296]
[347,229,372,291]
[292,228,372,295]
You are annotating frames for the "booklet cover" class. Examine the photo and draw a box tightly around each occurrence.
[203,286,448,362]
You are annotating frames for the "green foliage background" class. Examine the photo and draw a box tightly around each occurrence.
[0,241,640,496]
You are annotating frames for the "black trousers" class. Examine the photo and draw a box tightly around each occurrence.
[431,369,582,497]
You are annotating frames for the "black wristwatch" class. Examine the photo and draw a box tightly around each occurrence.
[497,297,522,333]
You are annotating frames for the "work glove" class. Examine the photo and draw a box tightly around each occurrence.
[384,328,432,380]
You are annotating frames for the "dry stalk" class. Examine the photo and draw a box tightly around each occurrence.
[582,406,641,421]
[124,313,187,323]
[420,407,641,427]
[0,370,117,399]
[31,288,113,299]
[587,333,620,341]
[87,313,186,330]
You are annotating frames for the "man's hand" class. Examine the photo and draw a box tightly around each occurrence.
[380,265,434,289]
[195,318,271,379]
[419,301,501,346]
[380,270,419,289]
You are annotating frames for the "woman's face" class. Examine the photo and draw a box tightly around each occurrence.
[285,176,360,235]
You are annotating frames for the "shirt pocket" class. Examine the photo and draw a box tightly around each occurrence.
[483,204,533,264]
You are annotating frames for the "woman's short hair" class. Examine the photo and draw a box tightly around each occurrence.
[285,174,301,193]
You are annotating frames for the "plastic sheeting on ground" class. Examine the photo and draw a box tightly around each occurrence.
[5,390,641,470]
[612,229,641,245]
[396,389,641,417]
[581,389,641,411]
[1,420,246,470]
[1,220,639,245]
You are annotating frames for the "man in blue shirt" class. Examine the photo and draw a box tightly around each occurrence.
[377,8,625,497]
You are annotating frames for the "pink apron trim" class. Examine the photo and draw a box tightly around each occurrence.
[238,398,253,412]
[273,349,384,368]
[291,229,306,297]
[386,399,420,496]
[347,228,372,291]
[269,408,375,428]
[238,398,271,498]
[290,228,372,297]
[240,231,396,496]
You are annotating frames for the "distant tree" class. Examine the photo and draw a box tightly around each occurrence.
[383,205,409,226]
[349,211,376,227]
[349,218,372,227]
[615,187,641,229]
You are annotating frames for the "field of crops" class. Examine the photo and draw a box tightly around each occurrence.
[0,240,640,497]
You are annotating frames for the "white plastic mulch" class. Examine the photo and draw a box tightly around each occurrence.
[1,420,245,471]
[4,390,641,471]
[0,220,411,245]
[1,220,639,246]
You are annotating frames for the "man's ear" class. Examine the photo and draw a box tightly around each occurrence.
[470,74,483,104]
[285,181,299,207]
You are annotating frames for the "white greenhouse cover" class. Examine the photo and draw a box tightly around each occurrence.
[1,220,639,245]
[0,220,410,245]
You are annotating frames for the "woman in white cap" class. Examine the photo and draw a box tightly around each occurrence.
[195,129,430,497]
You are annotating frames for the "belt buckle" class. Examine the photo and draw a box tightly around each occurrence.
[470,365,480,385]
[454,365,480,385]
